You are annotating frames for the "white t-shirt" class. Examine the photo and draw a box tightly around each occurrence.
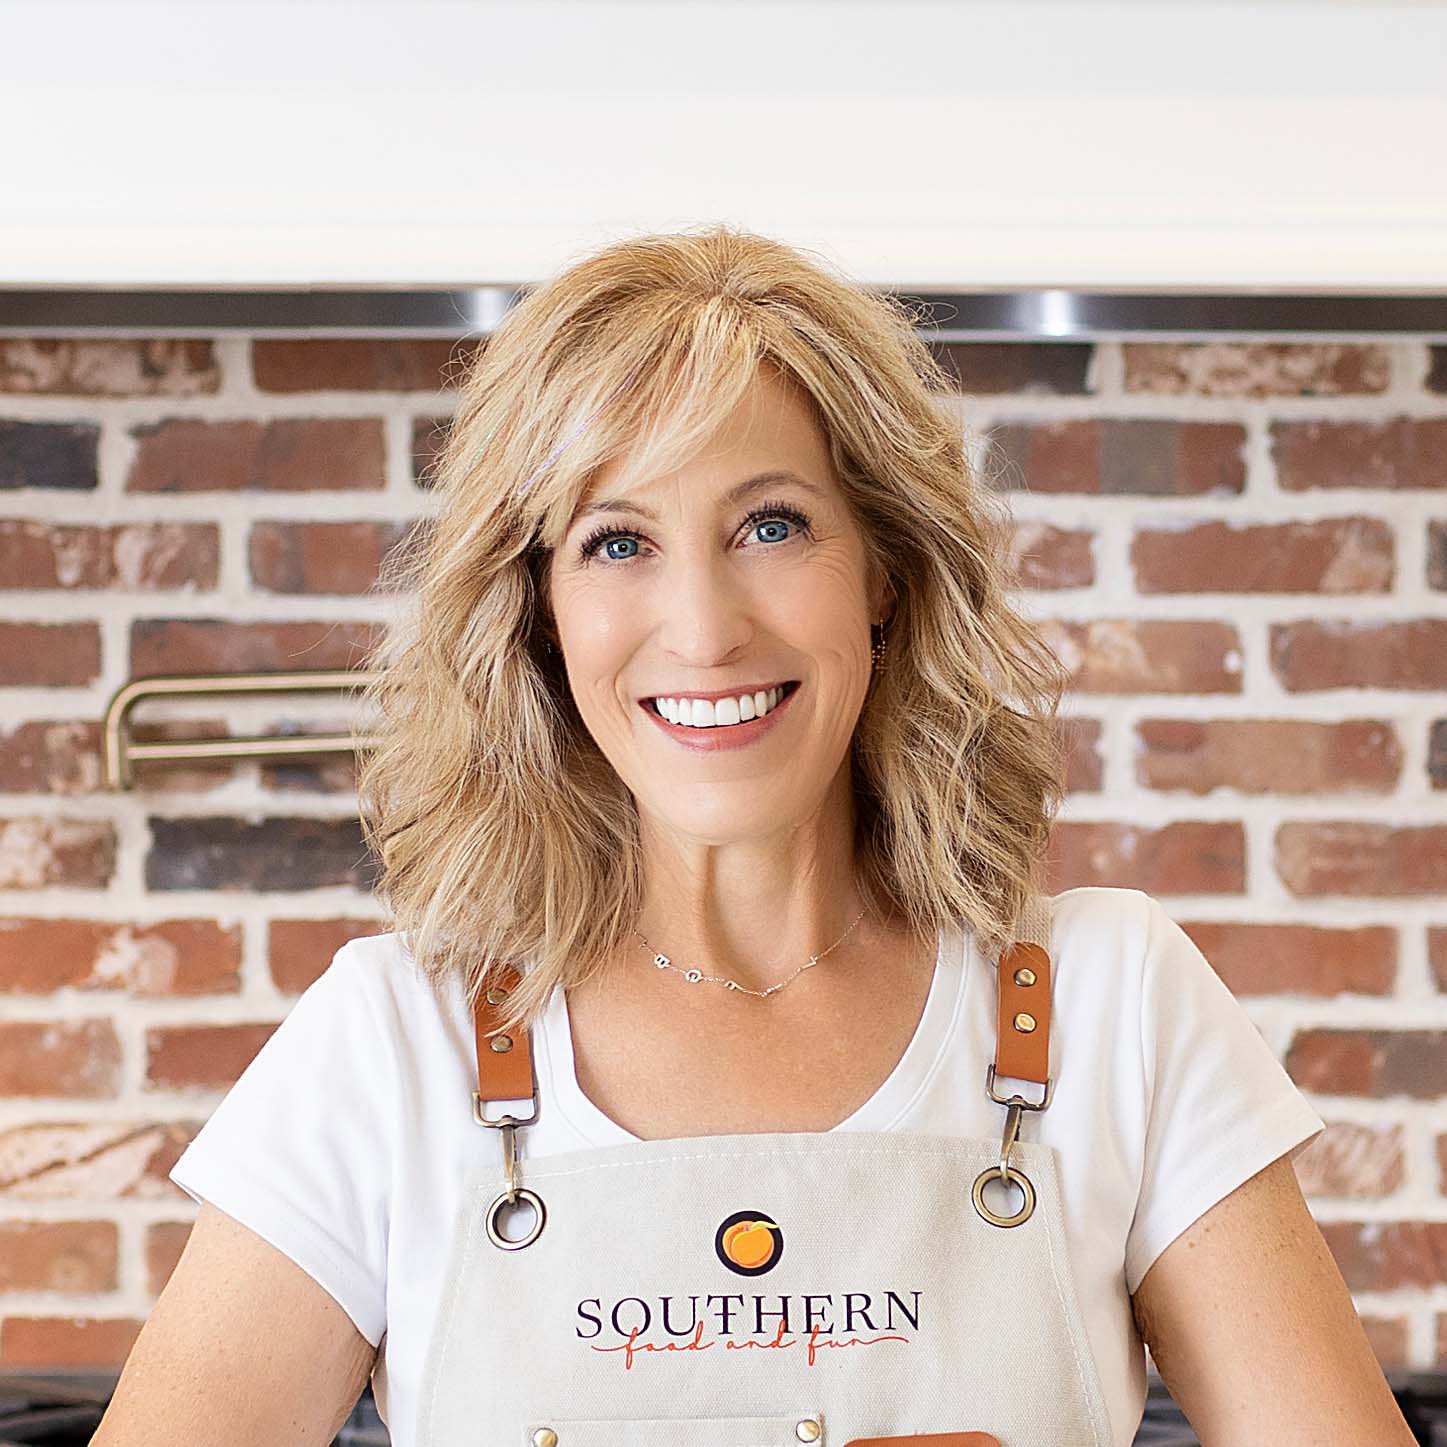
[169,885,1325,1447]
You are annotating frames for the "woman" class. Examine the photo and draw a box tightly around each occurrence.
[96,227,1412,1446]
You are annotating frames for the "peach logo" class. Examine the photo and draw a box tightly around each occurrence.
[714,1209,784,1276]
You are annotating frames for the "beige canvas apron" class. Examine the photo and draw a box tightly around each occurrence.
[414,898,1114,1447]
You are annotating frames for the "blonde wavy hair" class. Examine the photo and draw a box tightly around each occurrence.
[355,223,1071,1039]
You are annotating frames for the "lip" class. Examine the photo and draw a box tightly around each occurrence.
[639,680,801,752]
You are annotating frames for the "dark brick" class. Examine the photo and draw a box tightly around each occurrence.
[1426,346,1447,393]
[145,815,377,892]
[927,342,1092,395]
[260,753,360,794]
[0,420,98,490]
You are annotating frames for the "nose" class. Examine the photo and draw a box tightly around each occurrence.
[655,548,756,668]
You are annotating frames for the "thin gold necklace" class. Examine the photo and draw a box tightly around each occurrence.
[631,906,868,999]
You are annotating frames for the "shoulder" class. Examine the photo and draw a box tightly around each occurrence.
[262,928,467,1090]
[1043,885,1237,1042]
[1044,885,1158,981]
[321,927,458,1017]
[318,927,475,1070]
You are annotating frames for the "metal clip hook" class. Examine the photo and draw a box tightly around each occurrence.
[997,1099,1023,1180]
[972,1066,1042,1228]
[499,1119,519,1204]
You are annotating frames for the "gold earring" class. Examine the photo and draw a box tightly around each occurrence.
[870,620,887,672]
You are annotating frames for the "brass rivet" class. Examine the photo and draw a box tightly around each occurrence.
[1013,966,1036,987]
[1013,1011,1036,1033]
[532,1430,558,1447]
[795,1420,821,1443]
[489,1033,514,1053]
[485,985,510,1005]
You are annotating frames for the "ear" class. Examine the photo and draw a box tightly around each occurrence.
[866,553,896,627]
[529,542,560,644]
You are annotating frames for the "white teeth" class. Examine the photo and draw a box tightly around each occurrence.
[652,685,788,728]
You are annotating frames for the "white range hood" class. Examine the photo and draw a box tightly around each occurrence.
[2,0,1444,293]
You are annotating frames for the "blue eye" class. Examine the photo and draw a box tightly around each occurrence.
[577,500,812,565]
[598,535,640,562]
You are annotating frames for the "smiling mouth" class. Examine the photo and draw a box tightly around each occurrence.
[644,679,801,722]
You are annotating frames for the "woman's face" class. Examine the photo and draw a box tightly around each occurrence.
[546,366,886,846]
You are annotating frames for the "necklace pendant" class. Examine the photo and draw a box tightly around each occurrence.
[633,903,866,998]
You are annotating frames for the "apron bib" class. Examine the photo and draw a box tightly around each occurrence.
[415,898,1113,1447]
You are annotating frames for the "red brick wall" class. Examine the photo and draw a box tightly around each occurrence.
[1,334,1444,1373]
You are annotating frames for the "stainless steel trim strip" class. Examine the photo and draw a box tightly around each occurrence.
[2,289,1446,337]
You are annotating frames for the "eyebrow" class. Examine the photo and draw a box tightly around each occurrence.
[573,470,826,524]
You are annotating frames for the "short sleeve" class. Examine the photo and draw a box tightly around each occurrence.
[168,944,391,1347]
[1123,895,1326,1297]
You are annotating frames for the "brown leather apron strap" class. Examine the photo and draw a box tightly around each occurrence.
[991,890,1052,1091]
[472,961,535,1107]
[994,940,1051,1087]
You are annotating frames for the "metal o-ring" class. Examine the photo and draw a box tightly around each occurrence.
[971,1161,1037,1227]
[485,1185,547,1250]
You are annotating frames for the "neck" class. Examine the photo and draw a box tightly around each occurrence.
[629,764,883,994]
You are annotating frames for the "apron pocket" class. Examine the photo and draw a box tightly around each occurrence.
[521,1410,826,1447]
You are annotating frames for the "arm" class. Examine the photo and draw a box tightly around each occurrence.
[91,1201,378,1447]
[1129,1152,1414,1446]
